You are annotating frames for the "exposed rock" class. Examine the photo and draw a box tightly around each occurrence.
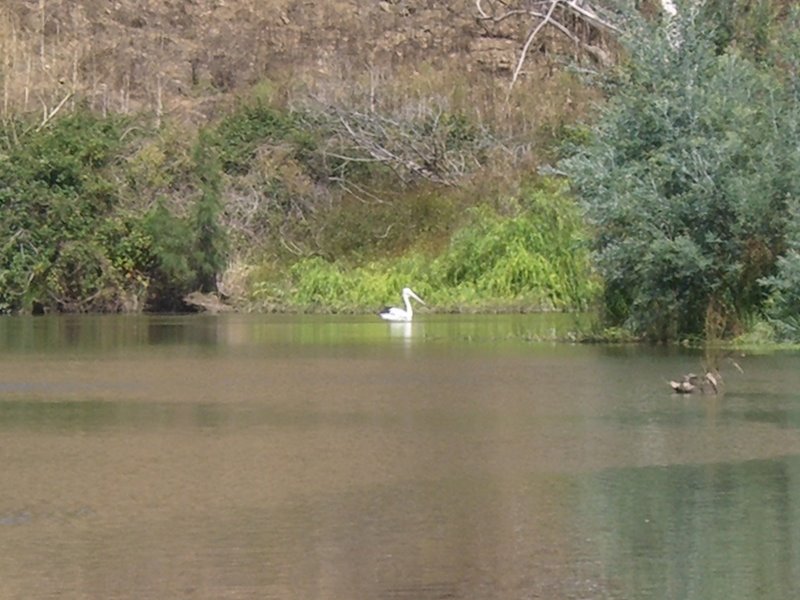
[470,36,518,72]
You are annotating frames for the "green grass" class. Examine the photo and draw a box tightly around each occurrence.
[247,181,600,314]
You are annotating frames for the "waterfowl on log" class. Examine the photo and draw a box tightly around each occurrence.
[670,374,698,394]
[669,371,720,394]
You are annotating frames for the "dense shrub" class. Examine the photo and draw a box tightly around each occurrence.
[210,101,315,176]
[561,9,800,340]
[206,87,506,264]
[0,111,229,313]
[0,111,131,312]
[759,7,800,341]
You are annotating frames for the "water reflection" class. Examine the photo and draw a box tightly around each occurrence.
[0,312,588,356]
[388,321,413,338]
[578,456,800,599]
[1,314,799,599]
[387,321,414,353]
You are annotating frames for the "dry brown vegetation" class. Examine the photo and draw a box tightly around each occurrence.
[0,0,610,134]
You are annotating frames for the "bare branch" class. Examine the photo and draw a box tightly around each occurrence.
[475,0,490,19]
[509,0,559,93]
[36,90,73,131]
[563,0,619,34]
[477,1,622,91]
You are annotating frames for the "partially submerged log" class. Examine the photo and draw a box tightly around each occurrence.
[183,291,233,314]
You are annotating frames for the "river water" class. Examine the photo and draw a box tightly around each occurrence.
[1,314,799,599]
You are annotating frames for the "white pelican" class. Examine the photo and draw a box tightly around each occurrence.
[379,287,425,322]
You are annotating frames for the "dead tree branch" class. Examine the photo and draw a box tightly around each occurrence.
[327,105,495,187]
[36,90,73,131]
[511,0,560,91]
[476,1,623,92]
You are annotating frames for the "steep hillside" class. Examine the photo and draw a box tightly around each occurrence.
[1,0,598,125]
[0,1,616,315]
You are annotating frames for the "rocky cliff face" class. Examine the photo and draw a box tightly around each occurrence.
[1,0,584,124]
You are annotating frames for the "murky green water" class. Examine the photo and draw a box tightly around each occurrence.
[1,314,799,599]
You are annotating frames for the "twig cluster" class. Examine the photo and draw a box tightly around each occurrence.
[321,99,499,188]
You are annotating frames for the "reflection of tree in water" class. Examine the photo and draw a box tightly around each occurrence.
[576,457,800,599]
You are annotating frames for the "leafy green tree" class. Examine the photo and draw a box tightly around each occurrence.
[190,133,228,293]
[137,200,195,312]
[762,250,800,341]
[561,8,800,340]
[760,6,800,340]
[700,0,780,61]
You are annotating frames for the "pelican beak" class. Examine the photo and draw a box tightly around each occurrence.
[411,291,425,305]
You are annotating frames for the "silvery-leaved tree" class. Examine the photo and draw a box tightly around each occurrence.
[760,5,800,341]
[560,4,800,340]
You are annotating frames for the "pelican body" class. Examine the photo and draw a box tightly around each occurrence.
[379,287,425,322]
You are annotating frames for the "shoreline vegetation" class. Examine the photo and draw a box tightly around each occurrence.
[2,1,800,345]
